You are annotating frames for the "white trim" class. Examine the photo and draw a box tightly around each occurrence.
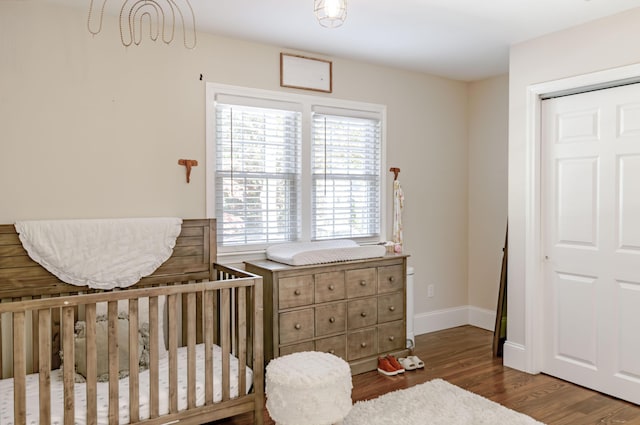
[205,83,216,221]
[413,305,496,335]
[522,84,543,374]
[530,63,640,98]
[518,62,640,374]
[468,306,496,331]
[414,307,468,335]
[503,341,527,371]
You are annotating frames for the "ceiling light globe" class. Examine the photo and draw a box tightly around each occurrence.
[324,0,341,18]
[314,0,347,28]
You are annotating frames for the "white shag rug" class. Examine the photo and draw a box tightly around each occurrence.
[343,379,545,425]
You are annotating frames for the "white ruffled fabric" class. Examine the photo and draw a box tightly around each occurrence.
[266,239,386,266]
[14,217,182,290]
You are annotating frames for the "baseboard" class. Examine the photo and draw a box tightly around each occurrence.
[502,341,527,371]
[413,305,496,335]
[412,306,530,373]
[468,306,495,331]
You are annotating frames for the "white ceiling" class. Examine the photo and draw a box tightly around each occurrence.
[54,0,640,81]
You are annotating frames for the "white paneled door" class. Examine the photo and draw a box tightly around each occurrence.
[542,84,640,405]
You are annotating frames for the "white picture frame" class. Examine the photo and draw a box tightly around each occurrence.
[280,53,332,93]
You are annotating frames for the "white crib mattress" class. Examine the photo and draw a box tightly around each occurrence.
[0,343,253,425]
[266,240,386,266]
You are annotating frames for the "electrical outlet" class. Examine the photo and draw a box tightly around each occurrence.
[427,284,434,298]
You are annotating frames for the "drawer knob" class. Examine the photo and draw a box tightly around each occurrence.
[360,312,367,318]
[388,336,395,341]
[360,342,367,348]
[388,276,395,283]
[294,323,302,330]
[329,317,336,323]
[294,289,301,296]
[328,349,335,354]
[328,284,335,291]
[389,306,396,312]
[360,280,367,286]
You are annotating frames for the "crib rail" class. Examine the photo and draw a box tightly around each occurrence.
[0,264,264,425]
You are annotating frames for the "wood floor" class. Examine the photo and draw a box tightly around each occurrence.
[214,325,640,425]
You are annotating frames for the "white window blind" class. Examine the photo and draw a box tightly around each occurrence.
[215,102,301,246]
[311,112,381,240]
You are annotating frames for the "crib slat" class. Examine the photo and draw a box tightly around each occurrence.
[167,293,178,414]
[39,309,52,424]
[246,286,255,371]
[129,299,140,423]
[187,292,196,409]
[196,291,203,343]
[149,296,160,418]
[52,304,61,370]
[237,286,247,397]
[213,289,220,347]
[204,289,214,404]
[32,307,39,373]
[221,288,231,401]
[85,304,98,425]
[13,311,27,424]
[108,301,119,424]
[62,306,75,425]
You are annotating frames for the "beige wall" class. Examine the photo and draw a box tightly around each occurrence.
[507,7,640,371]
[0,3,479,328]
[468,75,509,314]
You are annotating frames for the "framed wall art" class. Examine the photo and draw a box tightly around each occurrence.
[280,53,332,93]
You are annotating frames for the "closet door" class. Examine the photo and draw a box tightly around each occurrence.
[542,83,640,405]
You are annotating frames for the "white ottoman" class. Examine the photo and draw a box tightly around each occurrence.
[266,351,353,425]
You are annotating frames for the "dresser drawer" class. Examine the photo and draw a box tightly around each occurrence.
[347,298,378,330]
[315,302,347,337]
[279,309,314,344]
[279,341,314,357]
[315,335,347,359]
[315,271,345,303]
[347,328,377,360]
[377,265,404,294]
[345,268,377,298]
[377,292,404,323]
[378,320,405,353]
[279,275,314,309]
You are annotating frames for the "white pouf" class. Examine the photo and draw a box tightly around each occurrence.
[266,351,353,425]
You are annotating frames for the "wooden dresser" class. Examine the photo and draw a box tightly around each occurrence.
[245,254,409,374]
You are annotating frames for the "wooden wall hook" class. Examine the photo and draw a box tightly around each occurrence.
[389,167,400,181]
[178,159,198,183]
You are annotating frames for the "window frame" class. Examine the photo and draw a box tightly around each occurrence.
[206,83,388,259]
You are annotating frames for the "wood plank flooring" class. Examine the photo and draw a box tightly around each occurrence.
[213,325,640,425]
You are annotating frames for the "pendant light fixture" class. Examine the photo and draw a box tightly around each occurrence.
[314,0,347,28]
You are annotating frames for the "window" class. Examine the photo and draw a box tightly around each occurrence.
[214,101,301,245]
[311,111,381,240]
[206,84,386,253]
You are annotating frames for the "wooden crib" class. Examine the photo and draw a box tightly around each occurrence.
[0,218,264,425]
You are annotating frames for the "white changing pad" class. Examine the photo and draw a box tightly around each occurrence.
[266,240,386,266]
[0,343,252,425]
